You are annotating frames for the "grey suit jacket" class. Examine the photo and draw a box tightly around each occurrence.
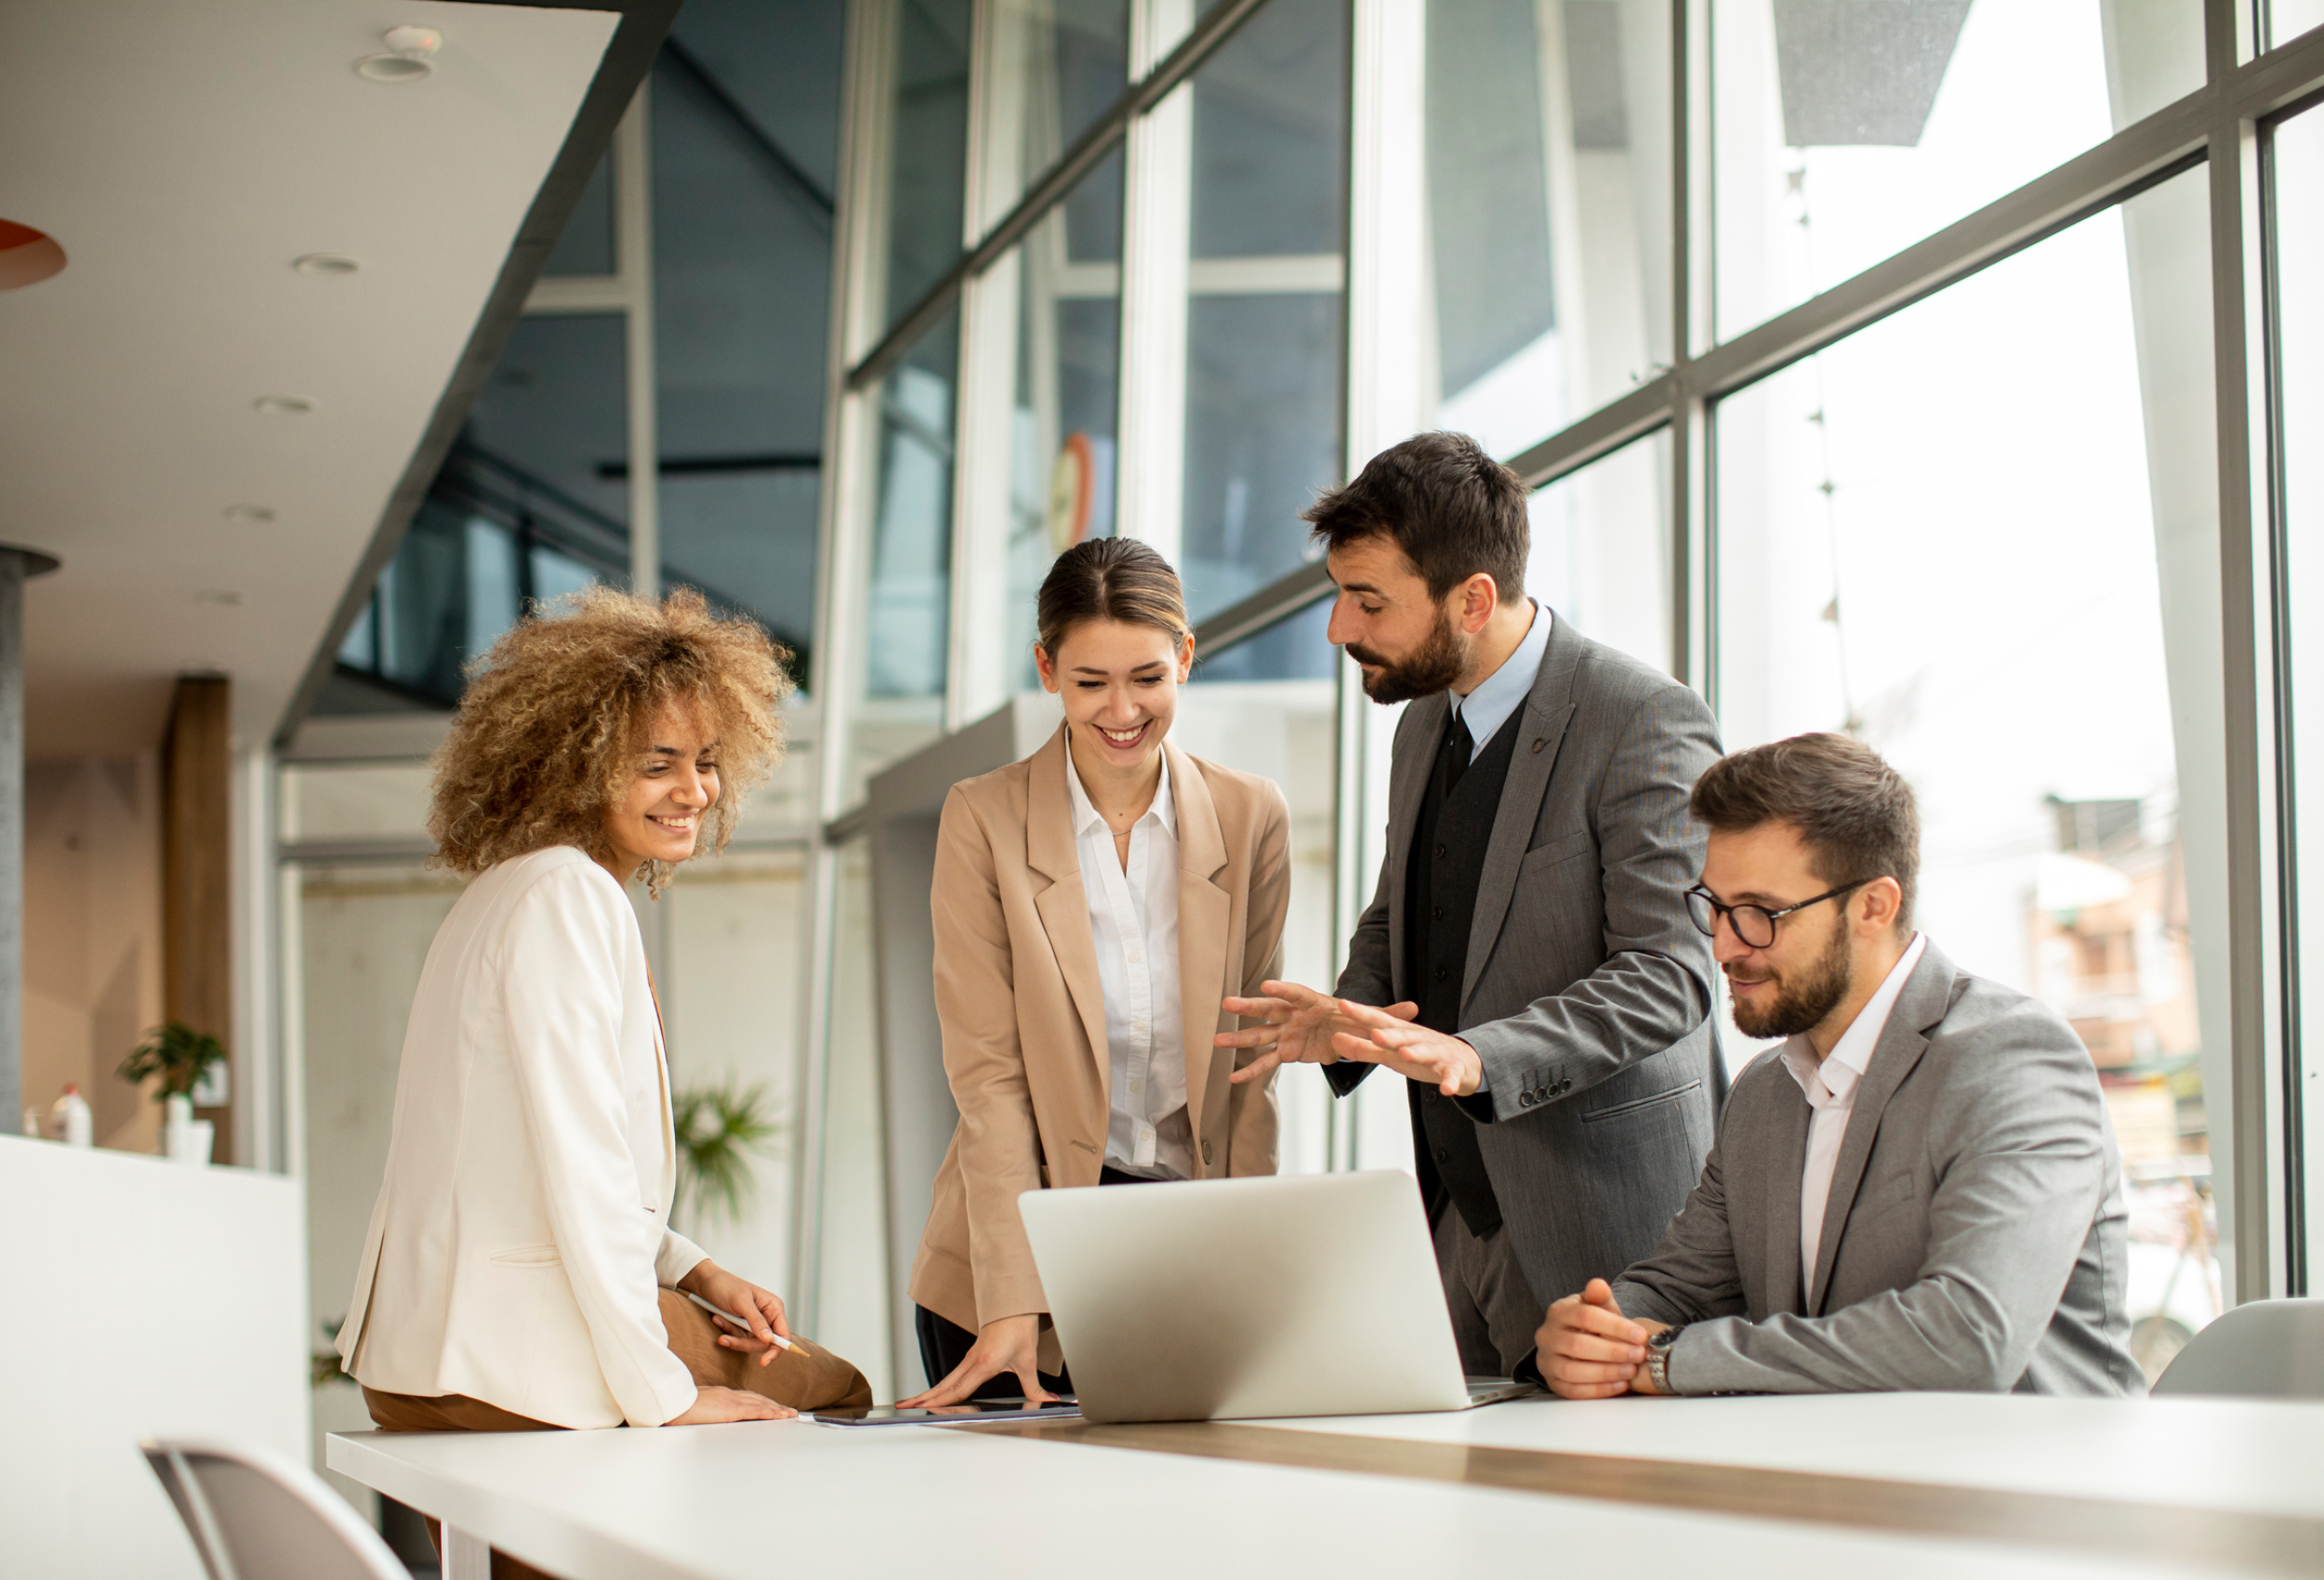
[1331,612,1723,1305]
[1612,939,2142,1397]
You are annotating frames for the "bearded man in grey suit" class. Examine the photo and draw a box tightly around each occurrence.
[1538,733,2140,1398]
[1221,432,1724,1378]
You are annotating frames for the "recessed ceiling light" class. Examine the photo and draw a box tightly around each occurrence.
[223,505,277,524]
[356,24,442,81]
[194,590,243,607]
[254,395,314,415]
[294,254,360,277]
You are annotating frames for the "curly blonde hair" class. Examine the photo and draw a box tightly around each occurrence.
[429,586,793,893]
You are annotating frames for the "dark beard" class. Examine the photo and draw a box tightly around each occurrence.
[1346,607,1467,704]
[1729,915,1854,1040]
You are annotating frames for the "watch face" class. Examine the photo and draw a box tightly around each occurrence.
[1649,1327,1681,1350]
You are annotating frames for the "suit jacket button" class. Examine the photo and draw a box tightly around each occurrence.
[1434,1148,1449,1162]
[1519,1092,1533,1108]
[1201,1140,1214,1165]
[1531,739,1544,754]
[1434,843,1447,859]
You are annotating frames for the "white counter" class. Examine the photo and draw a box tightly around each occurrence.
[0,1136,308,1579]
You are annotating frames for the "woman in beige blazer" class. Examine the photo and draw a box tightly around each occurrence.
[339,588,867,1479]
[902,539,1291,1406]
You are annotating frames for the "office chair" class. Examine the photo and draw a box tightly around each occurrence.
[141,1437,412,1580]
[2148,1297,2324,1400]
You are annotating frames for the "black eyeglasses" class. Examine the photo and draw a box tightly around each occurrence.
[1684,880,1869,949]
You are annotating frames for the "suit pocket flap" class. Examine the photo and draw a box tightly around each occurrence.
[489,1244,562,1267]
[1519,830,1595,874]
[1578,1079,1702,1125]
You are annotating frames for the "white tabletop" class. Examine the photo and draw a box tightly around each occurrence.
[1265,1390,2324,1519]
[327,1402,2292,1580]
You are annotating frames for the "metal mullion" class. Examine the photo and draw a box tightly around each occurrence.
[615,87,659,599]
[947,0,1020,728]
[846,0,1274,393]
[2258,106,2313,1296]
[1670,0,1712,694]
[795,0,891,1314]
[1501,377,1677,490]
[2209,0,2291,1304]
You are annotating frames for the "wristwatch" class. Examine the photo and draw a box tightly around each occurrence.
[1642,1325,1684,1395]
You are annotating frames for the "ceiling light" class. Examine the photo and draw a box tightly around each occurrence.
[254,395,314,415]
[0,218,66,292]
[223,505,277,524]
[294,254,360,277]
[356,25,442,81]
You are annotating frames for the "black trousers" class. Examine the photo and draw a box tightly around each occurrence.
[914,1165,1158,1398]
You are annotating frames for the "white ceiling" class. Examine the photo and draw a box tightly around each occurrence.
[0,0,620,758]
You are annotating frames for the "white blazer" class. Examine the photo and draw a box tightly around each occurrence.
[337,846,708,1429]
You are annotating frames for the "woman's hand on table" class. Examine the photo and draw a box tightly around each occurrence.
[668,1385,795,1424]
[896,1312,1055,1407]
[678,1261,793,1366]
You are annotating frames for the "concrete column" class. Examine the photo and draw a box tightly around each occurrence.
[0,546,60,1133]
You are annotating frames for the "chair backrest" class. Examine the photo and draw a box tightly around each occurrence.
[141,1438,411,1580]
[2149,1298,2324,1400]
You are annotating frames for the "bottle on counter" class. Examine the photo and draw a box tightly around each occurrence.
[50,1084,93,1148]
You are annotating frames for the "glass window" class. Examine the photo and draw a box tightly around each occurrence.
[986,0,1129,216]
[1710,0,2204,341]
[812,837,893,1398]
[542,150,615,277]
[851,309,960,803]
[1006,149,1126,693]
[2272,1,2324,47]
[653,26,838,691]
[1423,0,1671,458]
[1530,428,1671,673]
[878,0,974,329]
[1714,168,2223,1377]
[661,847,811,1295]
[2275,100,2324,1284]
[1174,0,1348,625]
[324,316,627,712]
[1174,606,1343,1176]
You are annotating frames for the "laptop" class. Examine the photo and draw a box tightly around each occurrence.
[1017,1169,1536,1424]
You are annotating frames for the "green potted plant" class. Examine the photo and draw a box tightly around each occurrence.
[119,1022,226,1163]
[672,1078,785,1229]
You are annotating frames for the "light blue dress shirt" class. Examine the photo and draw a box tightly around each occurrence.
[1449,601,1550,757]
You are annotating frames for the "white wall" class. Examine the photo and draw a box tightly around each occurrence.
[22,753,165,1154]
[0,1137,307,1579]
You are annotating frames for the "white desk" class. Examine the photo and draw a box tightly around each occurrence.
[328,1395,2324,1580]
[1258,1391,2324,1518]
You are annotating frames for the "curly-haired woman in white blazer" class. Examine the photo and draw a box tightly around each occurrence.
[337,587,867,1481]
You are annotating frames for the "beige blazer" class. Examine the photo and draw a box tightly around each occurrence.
[337,846,709,1429]
[908,726,1291,1345]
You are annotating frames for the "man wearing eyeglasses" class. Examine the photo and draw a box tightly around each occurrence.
[1536,732,2140,1398]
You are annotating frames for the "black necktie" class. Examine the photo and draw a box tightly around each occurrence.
[1440,707,1474,795]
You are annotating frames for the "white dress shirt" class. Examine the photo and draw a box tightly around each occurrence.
[1778,931,1927,1284]
[1065,744,1193,1179]
[1448,601,1551,757]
